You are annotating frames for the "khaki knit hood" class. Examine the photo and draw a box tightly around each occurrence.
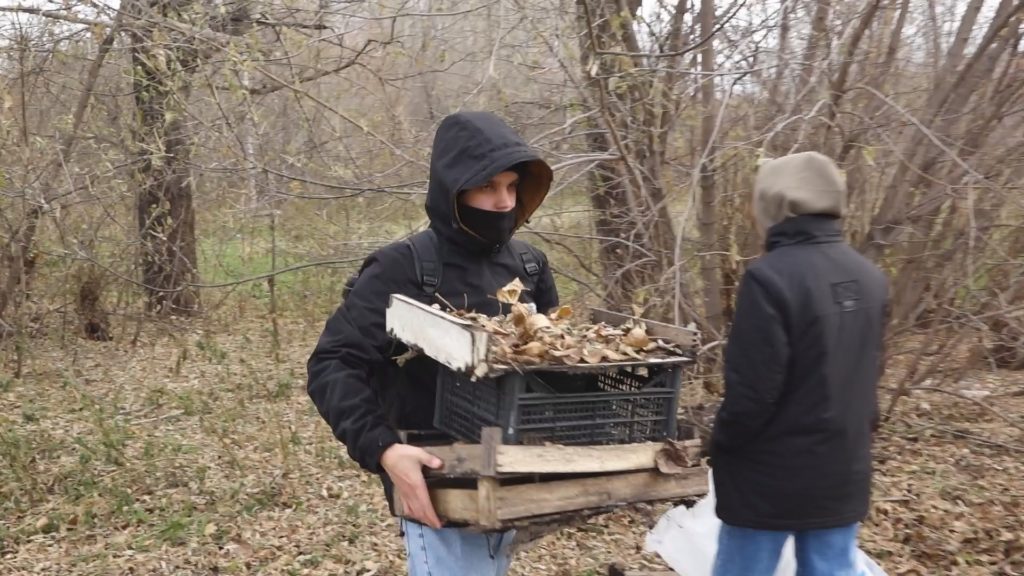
[753,151,846,232]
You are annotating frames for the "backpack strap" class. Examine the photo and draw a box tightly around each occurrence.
[407,229,442,296]
[508,238,542,278]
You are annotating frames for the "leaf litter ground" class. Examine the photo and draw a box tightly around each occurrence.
[1,316,1022,575]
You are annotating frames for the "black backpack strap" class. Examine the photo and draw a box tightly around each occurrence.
[407,229,442,296]
[509,238,542,278]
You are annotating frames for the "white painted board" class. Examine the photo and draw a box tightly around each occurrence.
[385,294,489,373]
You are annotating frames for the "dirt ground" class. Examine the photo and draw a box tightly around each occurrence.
[1,316,1022,575]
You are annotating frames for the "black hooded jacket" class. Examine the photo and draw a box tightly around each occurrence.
[307,112,559,487]
[711,215,889,531]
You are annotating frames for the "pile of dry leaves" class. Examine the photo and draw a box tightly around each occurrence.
[441,279,687,374]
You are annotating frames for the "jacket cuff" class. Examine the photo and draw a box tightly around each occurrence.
[360,426,402,475]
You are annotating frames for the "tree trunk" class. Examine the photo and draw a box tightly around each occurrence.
[698,0,723,336]
[127,0,201,315]
[799,0,833,88]
[574,0,691,322]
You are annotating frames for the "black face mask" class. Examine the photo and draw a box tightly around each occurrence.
[458,203,518,246]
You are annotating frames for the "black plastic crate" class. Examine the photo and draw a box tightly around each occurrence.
[434,365,683,445]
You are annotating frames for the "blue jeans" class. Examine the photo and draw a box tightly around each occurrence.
[401,519,515,576]
[712,522,860,576]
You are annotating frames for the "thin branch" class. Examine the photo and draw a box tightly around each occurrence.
[550,155,622,171]
[909,385,1024,434]
[248,39,382,96]
[0,6,107,27]
[593,0,746,58]
[244,18,330,31]
[259,165,426,196]
[249,65,423,167]
[854,84,995,186]
[321,4,497,21]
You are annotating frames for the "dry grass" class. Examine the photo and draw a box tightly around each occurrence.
[1,313,1022,575]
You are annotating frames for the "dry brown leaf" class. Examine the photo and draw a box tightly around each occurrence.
[604,348,628,362]
[619,344,644,360]
[519,341,548,358]
[496,278,526,304]
[525,313,553,335]
[583,347,605,364]
[623,326,650,349]
[393,348,420,367]
[655,439,696,474]
[511,303,530,329]
[550,305,574,320]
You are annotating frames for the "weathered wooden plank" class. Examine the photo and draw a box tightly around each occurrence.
[590,307,699,350]
[423,440,702,477]
[393,481,481,526]
[477,477,500,529]
[424,444,485,476]
[430,488,479,524]
[421,468,708,528]
[494,468,707,521]
[496,441,700,475]
[481,427,501,477]
[476,427,502,529]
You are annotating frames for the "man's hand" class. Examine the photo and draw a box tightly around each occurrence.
[380,443,444,529]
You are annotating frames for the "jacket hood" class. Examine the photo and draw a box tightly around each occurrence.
[425,111,552,249]
[753,151,846,233]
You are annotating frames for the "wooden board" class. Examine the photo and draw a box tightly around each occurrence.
[398,429,707,529]
[591,308,700,350]
[423,467,708,527]
[423,440,702,477]
[393,486,478,522]
[494,468,707,521]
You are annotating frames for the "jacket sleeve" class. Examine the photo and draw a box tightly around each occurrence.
[533,249,560,314]
[712,268,790,454]
[873,283,892,432]
[306,247,410,474]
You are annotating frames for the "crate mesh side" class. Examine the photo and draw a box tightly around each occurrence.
[435,365,682,445]
[435,371,501,443]
[517,393,671,445]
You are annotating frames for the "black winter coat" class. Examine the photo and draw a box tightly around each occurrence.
[711,215,889,531]
[307,112,559,507]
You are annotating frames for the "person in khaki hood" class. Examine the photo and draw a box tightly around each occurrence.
[710,152,890,575]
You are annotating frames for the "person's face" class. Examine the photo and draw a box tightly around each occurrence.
[460,171,518,212]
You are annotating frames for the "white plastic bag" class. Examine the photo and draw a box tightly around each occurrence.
[645,470,887,576]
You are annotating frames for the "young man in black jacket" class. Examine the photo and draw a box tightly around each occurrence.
[710,152,889,576]
[307,111,559,575]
